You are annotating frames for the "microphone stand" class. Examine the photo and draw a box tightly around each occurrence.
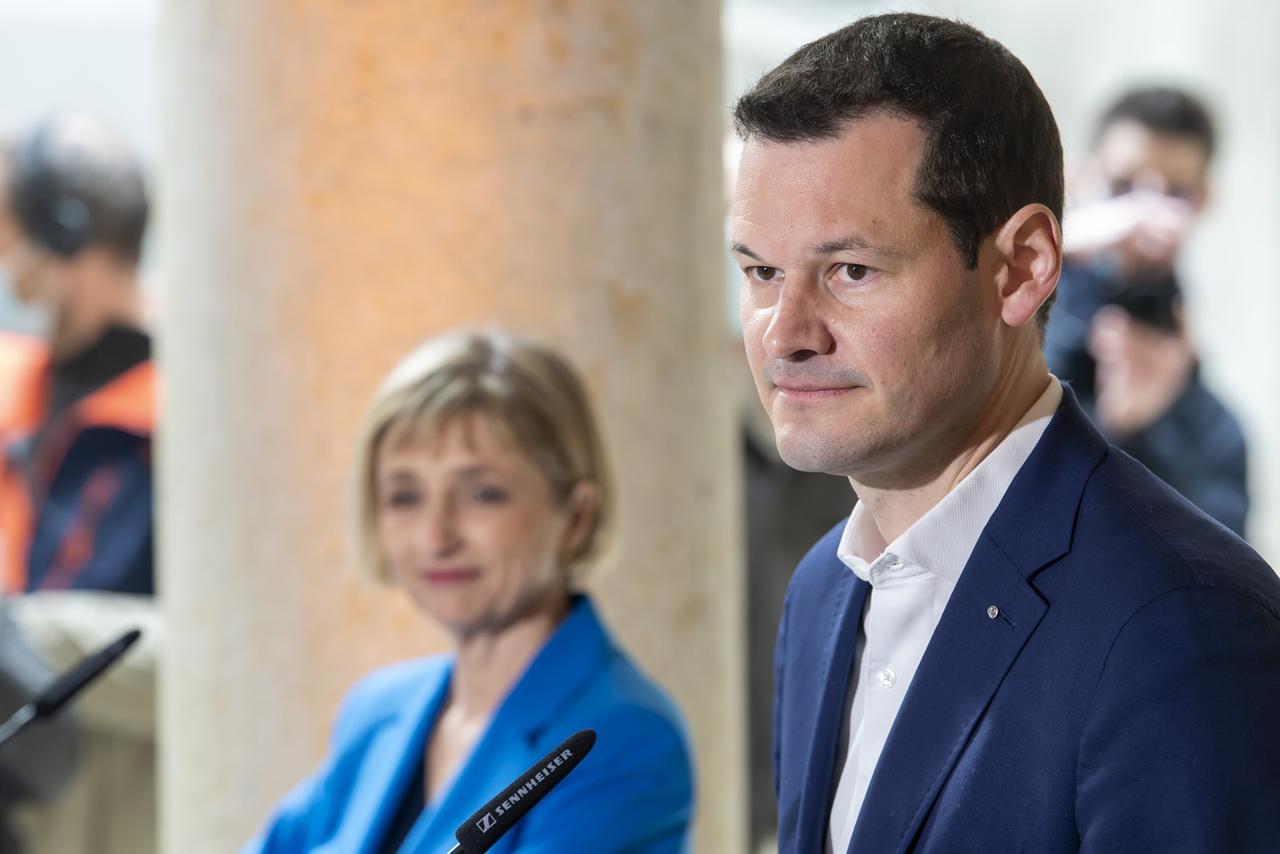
[0,628,142,749]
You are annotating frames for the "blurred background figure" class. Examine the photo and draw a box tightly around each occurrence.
[0,115,154,595]
[248,331,694,853]
[0,115,158,854]
[1045,87,1248,536]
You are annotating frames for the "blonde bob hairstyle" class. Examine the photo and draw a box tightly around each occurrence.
[351,329,613,585]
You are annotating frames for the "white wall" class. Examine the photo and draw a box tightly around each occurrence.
[0,0,157,150]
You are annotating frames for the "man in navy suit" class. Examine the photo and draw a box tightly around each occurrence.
[729,13,1280,854]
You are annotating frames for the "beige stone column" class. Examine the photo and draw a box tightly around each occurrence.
[157,2,743,852]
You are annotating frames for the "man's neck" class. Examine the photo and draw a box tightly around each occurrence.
[51,272,142,362]
[852,359,1053,546]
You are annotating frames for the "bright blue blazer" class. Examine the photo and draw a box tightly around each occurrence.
[774,389,1280,853]
[246,597,694,853]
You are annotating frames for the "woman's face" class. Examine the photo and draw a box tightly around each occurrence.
[374,415,579,639]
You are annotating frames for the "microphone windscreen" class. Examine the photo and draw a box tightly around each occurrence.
[34,628,142,717]
[453,728,596,854]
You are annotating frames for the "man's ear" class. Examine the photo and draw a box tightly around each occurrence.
[993,203,1062,329]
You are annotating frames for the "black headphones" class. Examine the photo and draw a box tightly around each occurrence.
[8,121,94,258]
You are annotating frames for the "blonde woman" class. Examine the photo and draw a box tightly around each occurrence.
[246,331,694,853]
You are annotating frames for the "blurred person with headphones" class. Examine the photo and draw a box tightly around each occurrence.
[0,115,155,596]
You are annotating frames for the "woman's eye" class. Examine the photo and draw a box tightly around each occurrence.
[834,263,872,283]
[746,266,780,283]
[385,489,421,508]
[472,485,510,504]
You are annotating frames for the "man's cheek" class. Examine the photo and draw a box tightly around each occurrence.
[740,319,770,367]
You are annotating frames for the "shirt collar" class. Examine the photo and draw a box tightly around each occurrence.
[838,377,1063,585]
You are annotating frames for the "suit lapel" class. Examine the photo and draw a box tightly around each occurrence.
[795,567,869,854]
[326,665,450,854]
[845,536,1047,854]
[846,389,1107,854]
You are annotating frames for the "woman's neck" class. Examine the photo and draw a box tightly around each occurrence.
[448,598,570,722]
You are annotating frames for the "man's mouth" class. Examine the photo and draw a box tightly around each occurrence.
[775,384,858,401]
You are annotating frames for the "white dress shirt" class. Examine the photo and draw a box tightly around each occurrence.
[826,378,1063,854]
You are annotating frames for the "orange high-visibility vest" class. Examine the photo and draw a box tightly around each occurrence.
[0,331,156,592]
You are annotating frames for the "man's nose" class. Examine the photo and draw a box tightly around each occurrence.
[762,278,834,361]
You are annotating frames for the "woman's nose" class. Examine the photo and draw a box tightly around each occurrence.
[418,502,461,557]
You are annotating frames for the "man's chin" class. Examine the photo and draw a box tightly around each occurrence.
[774,431,860,476]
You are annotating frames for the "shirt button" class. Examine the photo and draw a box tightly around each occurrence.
[882,554,903,571]
[874,665,897,688]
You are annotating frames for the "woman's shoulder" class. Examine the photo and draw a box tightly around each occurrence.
[553,599,687,734]
[513,633,695,847]
[594,648,687,734]
[561,640,690,773]
[331,654,451,746]
[583,657,693,786]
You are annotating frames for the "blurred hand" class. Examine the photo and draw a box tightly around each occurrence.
[1063,191,1195,274]
[1087,306,1195,437]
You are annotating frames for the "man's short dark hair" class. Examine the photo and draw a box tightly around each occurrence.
[5,115,149,265]
[1096,86,1215,159]
[733,13,1064,331]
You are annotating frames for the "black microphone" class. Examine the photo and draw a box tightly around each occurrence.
[446,728,596,854]
[0,628,142,749]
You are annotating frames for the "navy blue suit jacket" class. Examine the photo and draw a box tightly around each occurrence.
[773,390,1280,853]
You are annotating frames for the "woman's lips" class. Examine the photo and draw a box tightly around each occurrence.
[420,567,481,584]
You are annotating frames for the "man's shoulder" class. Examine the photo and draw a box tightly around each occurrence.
[1072,448,1279,618]
[1163,371,1247,447]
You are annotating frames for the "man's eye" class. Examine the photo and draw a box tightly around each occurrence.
[746,266,779,283]
[834,263,872,283]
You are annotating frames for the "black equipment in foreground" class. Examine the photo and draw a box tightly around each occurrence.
[0,628,142,749]
[446,728,596,854]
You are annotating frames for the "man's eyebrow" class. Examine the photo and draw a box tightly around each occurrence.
[730,236,906,262]
[812,235,906,260]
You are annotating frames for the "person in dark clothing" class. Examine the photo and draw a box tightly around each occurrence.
[0,117,155,595]
[1044,87,1248,536]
